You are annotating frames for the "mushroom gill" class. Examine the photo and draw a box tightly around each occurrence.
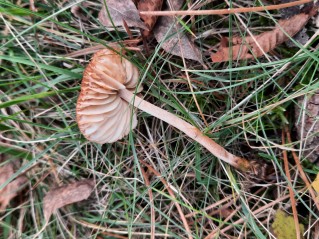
[76,49,140,143]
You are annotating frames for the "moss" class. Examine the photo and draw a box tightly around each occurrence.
[272,210,305,239]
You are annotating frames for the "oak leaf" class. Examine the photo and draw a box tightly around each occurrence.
[0,161,27,211]
[153,0,202,62]
[138,0,164,37]
[211,12,313,62]
[98,0,147,30]
[43,179,94,222]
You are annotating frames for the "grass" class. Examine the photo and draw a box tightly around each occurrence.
[0,0,319,238]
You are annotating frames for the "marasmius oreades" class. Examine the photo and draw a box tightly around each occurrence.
[76,48,265,177]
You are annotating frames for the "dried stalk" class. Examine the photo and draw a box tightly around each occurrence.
[282,131,301,239]
[139,0,313,16]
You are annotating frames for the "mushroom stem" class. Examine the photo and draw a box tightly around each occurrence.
[119,89,252,173]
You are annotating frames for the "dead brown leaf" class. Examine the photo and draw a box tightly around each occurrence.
[71,2,92,21]
[98,0,147,30]
[0,161,27,211]
[295,91,319,163]
[153,0,202,62]
[43,179,94,222]
[138,0,164,37]
[211,11,313,62]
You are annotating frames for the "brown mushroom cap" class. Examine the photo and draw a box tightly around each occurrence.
[76,49,141,144]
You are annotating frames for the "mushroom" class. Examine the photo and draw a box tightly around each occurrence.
[76,48,260,175]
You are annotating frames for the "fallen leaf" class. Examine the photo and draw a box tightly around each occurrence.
[272,209,305,239]
[98,0,147,30]
[43,179,94,222]
[71,3,90,21]
[0,161,27,211]
[211,11,314,62]
[153,0,202,62]
[138,0,164,37]
[295,91,319,163]
[311,173,319,193]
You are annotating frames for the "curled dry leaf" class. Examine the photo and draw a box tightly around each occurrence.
[211,11,313,62]
[98,0,147,30]
[295,91,319,163]
[43,179,94,222]
[0,160,27,211]
[153,0,202,62]
[138,0,164,37]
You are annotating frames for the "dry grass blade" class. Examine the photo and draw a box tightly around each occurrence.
[285,126,319,210]
[0,160,27,211]
[185,195,235,218]
[98,0,147,30]
[139,160,193,239]
[211,10,314,62]
[140,166,155,239]
[205,194,292,238]
[74,218,172,237]
[43,179,94,222]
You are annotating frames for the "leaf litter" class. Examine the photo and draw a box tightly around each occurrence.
[138,0,164,37]
[295,91,319,163]
[98,0,148,30]
[0,159,27,211]
[153,0,203,62]
[43,179,94,222]
[211,8,316,62]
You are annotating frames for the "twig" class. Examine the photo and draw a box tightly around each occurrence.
[282,131,301,239]
[204,206,241,239]
[140,0,313,16]
[65,41,141,58]
[185,194,235,218]
[140,166,155,239]
[285,126,319,210]
[98,232,127,239]
[72,217,172,237]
